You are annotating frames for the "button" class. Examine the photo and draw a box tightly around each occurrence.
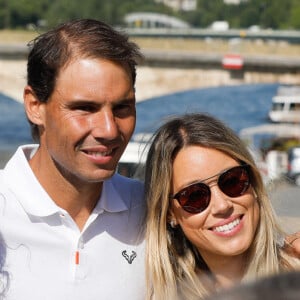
[78,239,84,249]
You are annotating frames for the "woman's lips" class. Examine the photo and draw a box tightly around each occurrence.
[210,215,244,235]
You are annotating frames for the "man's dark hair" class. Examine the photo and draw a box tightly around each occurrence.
[26,18,143,141]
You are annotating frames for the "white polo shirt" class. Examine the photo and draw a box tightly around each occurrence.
[0,145,146,300]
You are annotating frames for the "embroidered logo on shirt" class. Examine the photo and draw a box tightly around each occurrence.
[122,250,137,264]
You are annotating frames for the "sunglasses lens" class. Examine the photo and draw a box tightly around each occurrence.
[173,165,250,214]
[176,183,210,213]
[219,166,250,197]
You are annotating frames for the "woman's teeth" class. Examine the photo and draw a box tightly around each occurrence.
[213,218,241,233]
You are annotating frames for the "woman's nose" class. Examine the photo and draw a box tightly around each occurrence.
[210,185,234,215]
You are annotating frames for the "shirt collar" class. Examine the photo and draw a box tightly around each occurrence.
[3,145,128,217]
[3,145,60,217]
[94,175,128,213]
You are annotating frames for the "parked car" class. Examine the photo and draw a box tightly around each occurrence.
[286,146,300,186]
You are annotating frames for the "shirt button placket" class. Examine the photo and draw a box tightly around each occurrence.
[74,236,88,280]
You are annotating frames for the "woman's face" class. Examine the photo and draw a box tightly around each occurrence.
[170,146,259,264]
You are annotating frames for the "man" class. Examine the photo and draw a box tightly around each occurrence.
[0,19,145,299]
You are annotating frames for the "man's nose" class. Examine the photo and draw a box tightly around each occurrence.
[90,109,119,140]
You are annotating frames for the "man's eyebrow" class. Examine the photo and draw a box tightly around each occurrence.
[115,97,136,104]
[65,95,136,107]
[67,100,97,106]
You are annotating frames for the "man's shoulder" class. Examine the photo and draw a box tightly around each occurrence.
[0,169,15,208]
[0,169,8,190]
[0,145,38,171]
[0,144,38,200]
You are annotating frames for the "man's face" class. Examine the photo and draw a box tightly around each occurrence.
[37,58,136,184]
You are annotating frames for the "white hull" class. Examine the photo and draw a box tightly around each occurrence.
[269,111,300,123]
[269,92,300,123]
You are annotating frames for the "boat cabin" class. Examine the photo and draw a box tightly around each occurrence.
[269,95,300,123]
[117,140,149,179]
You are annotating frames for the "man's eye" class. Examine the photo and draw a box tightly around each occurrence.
[74,105,96,112]
[116,104,130,111]
[114,104,134,117]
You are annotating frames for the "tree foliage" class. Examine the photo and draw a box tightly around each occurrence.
[0,0,299,30]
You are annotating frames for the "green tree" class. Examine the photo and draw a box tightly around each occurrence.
[43,0,169,27]
[0,0,299,30]
[5,0,51,28]
[289,0,300,29]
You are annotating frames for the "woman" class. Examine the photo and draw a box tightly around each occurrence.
[144,113,300,300]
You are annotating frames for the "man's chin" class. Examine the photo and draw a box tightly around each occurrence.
[89,168,116,183]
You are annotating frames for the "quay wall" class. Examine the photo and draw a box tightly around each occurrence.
[1,59,300,104]
[1,45,300,103]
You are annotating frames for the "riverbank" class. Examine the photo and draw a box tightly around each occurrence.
[0,59,253,103]
[0,59,27,102]
[2,29,300,102]
[2,58,300,104]
[2,29,300,55]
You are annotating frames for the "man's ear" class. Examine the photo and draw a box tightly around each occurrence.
[23,85,45,126]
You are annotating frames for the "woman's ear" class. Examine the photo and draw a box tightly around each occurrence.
[23,85,45,126]
[167,210,178,228]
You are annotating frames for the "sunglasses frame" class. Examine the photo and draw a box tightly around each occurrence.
[171,164,251,214]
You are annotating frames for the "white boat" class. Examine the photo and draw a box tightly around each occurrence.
[269,86,300,123]
[240,123,300,182]
[117,134,151,179]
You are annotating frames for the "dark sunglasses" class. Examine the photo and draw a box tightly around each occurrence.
[171,165,251,214]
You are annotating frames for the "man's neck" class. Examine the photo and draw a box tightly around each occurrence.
[29,150,102,231]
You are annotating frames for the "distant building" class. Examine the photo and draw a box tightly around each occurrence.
[224,0,249,4]
[155,0,248,10]
[155,0,197,11]
[124,12,190,28]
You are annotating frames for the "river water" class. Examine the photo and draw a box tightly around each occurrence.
[0,83,278,167]
[134,83,277,137]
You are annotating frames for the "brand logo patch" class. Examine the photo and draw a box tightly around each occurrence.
[122,250,137,264]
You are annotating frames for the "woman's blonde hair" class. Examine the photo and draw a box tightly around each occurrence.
[144,113,300,300]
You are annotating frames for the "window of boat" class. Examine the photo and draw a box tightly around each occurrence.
[272,102,284,111]
[290,103,300,111]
